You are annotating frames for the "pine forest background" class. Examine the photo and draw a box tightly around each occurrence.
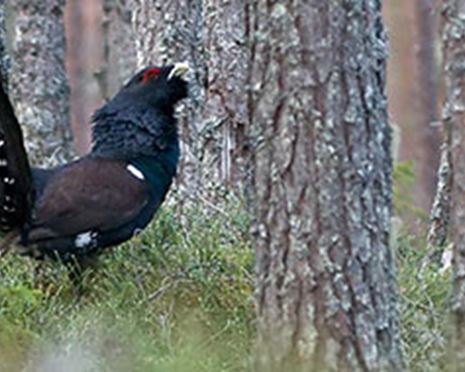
[0,1,462,371]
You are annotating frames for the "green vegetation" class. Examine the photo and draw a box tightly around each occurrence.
[0,200,254,372]
[0,188,452,371]
[397,235,450,371]
[393,160,429,221]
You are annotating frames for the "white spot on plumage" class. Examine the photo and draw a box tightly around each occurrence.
[127,164,145,181]
[75,232,93,248]
[3,205,15,213]
[3,177,14,185]
[0,159,7,166]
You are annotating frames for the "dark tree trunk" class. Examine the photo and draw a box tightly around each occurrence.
[10,0,74,166]
[251,1,403,370]
[442,0,465,368]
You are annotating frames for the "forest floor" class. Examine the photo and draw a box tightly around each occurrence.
[0,181,451,371]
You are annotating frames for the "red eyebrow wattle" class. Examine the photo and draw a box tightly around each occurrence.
[143,68,161,82]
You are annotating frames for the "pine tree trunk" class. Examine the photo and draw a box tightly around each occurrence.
[9,0,74,166]
[413,0,440,209]
[0,0,9,88]
[97,0,137,100]
[132,0,251,202]
[384,0,440,211]
[443,0,465,368]
[251,1,403,370]
[199,0,251,195]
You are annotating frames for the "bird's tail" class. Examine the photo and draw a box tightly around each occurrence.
[0,75,33,232]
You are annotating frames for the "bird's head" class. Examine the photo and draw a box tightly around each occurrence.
[112,63,190,113]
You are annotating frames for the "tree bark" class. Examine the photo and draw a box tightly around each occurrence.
[132,0,251,202]
[132,0,206,201]
[97,0,137,100]
[426,140,452,261]
[10,0,74,166]
[442,0,465,368]
[0,0,10,89]
[251,1,403,370]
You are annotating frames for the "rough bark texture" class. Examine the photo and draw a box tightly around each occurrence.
[0,0,10,89]
[443,0,465,368]
[251,1,403,370]
[132,0,250,202]
[10,0,74,166]
[427,141,452,260]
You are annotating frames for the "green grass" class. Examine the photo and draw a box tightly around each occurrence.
[0,196,453,371]
[397,234,450,371]
[0,200,255,372]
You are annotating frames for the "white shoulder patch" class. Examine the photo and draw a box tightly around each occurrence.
[75,232,93,248]
[127,164,145,181]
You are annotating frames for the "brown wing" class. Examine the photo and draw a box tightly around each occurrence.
[28,157,149,241]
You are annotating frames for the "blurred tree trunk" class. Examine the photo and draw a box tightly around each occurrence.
[442,0,465,368]
[413,0,440,209]
[384,0,440,211]
[132,0,251,202]
[9,0,74,166]
[96,0,137,100]
[65,0,90,155]
[66,0,136,155]
[251,1,403,370]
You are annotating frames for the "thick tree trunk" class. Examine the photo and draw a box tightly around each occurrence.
[200,0,250,194]
[443,0,465,368]
[132,0,251,201]
[251,1,403,370]
[10,0,74,166]
[132,0,206,200]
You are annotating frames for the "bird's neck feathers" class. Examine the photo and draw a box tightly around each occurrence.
[90,101,179,161]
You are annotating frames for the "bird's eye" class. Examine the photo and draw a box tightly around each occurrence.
[142,68,161,83]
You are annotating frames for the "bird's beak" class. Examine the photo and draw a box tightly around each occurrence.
[168,62,190,80]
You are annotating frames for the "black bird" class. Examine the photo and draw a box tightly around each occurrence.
[0,63,189,265]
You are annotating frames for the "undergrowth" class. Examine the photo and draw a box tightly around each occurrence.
[0,192,452,371]
[0,199,254,372]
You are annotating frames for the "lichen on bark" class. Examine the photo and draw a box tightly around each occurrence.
[132,0,251,203]
[251,1,403,370]
[9,0,74,167]
[441,0,465,368]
